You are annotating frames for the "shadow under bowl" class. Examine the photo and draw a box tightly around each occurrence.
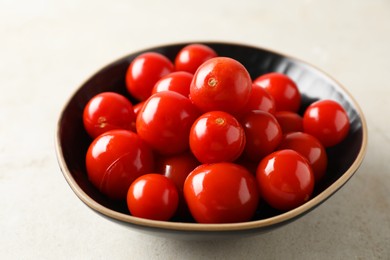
[55,42,367,239]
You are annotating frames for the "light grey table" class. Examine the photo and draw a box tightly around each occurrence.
[1,0,389,259]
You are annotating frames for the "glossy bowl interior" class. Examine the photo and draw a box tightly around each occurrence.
[55,42,367,239]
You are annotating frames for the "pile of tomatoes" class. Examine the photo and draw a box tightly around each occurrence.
[82,44,350,224]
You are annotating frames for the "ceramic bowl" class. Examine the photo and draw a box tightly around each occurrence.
[55,42,367,239]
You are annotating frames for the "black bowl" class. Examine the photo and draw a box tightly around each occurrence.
[55,42,367,239]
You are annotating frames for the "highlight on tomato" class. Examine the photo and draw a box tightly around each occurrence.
[303,99,350,147]
[189,57,252,114]
[256,149,314,211]
[85,130,154,200]
[184,162,259,223]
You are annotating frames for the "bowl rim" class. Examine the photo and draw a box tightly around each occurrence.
[55,41,368,232]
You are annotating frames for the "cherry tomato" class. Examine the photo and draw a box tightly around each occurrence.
[240,110,283,162]
[151,71,193,97]
[127,174,179,221]
[303,99,350,147]
[239,84,276,115]
[131,101,145,132]
[190,111,246,164]
[184,162,259,223]
[189,57,252,114]
[253,72,301,112]
[133,101,145,118]
[174,44,217,74]
[274,111,303,134]
[156,152,200,219]
[136,91,200,155]
[256,149,314,211]
[86,130,154,200]
[156,152,200,193]
[277,132,327,183]
[83,92,135,139]
[126,52,174,101]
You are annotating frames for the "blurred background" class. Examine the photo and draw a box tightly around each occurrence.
[1,0,389,259]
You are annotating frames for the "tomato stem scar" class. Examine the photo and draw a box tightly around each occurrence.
[215,117,225,125]
[208,77,218,87]
[97,116,107,128]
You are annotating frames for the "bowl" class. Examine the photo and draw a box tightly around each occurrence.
[55,42,367,239]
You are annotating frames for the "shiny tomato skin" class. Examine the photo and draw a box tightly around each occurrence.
[275,111,303,134]
[126,52,174,101]
[241,110,283,162]
[156,152,200,219]
[189,57,252,114]
[131,101,145,132]
[151,71,193,97]
[253,72,301,112]
[174,44,217,74]
[256,149,314,211]
[156,152,200,193]
[239,84,276,115]
[303,99,350,147]
[127,174,179,221]
[83,92,135,139]
[133,101,145,118]
[189,111,246,164]
[85,130,154,200]
[136,91,200,155]
[277,132,327,183]
[184,162,259,223]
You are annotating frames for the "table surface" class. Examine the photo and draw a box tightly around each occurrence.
[1,0,389,259]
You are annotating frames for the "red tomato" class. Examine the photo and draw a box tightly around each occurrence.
[253,72,301,112]
[83,92,135,139]
[303,99,350,147]
[174,44,217,74]
[240,84,276,115]
[85,130,154,200]
[156,152,200,193]
[240,110,283,162]
[189,111,246,163]
[256,149,314,211]
[156,152,200,219]
[136,91,200,155]
[277,132,327,183]
[189,57,252,114]
[126,52,174,101]
[127,174,179,221]
[184,163,259,223]
[274,111,303,134]
[151,71,193,97]
[131,101,145,132]
[133,101,145,118]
